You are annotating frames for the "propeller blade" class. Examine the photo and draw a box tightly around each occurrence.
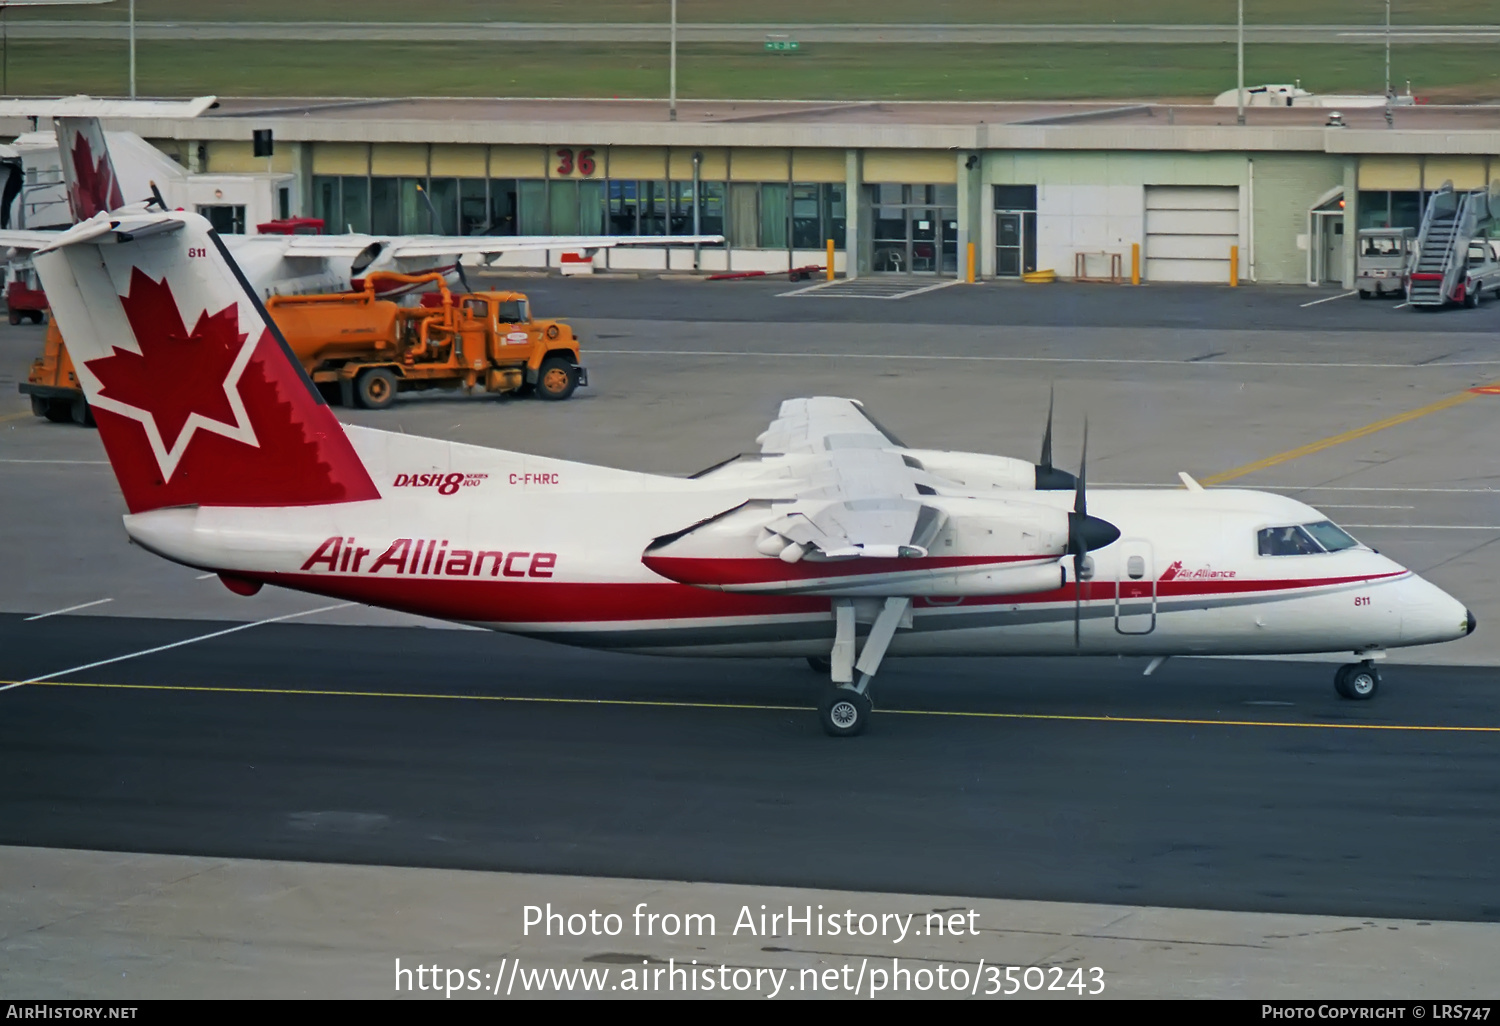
[1074,540,1086,650]
[1040,385,1055,470]
[1074,418,1089,519]
[1034,386,1077,490]
[455,261,474,293]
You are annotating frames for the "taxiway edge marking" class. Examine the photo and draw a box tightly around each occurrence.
[0,602,355,692]
[10,679,1499,733]
[1200,387,1490,486]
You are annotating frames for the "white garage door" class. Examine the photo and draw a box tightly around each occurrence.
[1144,186,1240,283]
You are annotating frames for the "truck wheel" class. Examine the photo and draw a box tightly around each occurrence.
[29,310,43,324]
[535,357,579,401]
[42,399,71,423]
[71,396,94,427]
[1465,287,1480,309]
[355,368,398,410]
[30,396,47,418]
[7,309,18,325]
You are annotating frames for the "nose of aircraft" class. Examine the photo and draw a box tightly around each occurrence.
[1398,574,1475,646]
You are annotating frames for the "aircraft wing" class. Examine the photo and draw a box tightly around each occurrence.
[0,229,64,253]
[756,396,906,456]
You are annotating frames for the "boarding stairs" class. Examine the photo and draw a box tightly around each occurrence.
[1408,183,1493,307]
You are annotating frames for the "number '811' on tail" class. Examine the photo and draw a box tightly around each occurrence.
[33,211,380,513]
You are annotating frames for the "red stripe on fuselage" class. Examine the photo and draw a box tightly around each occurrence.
[642,553,1038,586]
[244,568,1407,626]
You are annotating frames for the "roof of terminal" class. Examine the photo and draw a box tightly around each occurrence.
[10,97,1500,153]
[202,96,1500,131]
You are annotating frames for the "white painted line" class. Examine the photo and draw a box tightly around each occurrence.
[1393,302,1410,310]
[1103,483,1500,493]
[591,349,1500,370]
[0,459,110,465]
[1300,290,1358,308]
[0,601,356,692]
[1340,524,1500,531]
[23,598,113,621]
[196,573,216,580]
[776,280,841,297]
[889,279,964,300]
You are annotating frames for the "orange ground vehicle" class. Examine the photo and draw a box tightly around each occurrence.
[20,271,586,420]
[265,272,587,409]
[20,319,92,424]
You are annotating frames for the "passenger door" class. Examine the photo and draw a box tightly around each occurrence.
[1114,539,1156,635]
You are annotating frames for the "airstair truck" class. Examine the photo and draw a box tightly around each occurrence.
[1406,181,1500,308]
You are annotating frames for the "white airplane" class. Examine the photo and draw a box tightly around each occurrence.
[1,117,723,298]
[33,210,1476,736]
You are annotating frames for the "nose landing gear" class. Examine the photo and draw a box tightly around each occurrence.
[1334,661,1380,700]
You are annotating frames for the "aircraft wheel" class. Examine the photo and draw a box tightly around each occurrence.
[1334,663,1379,700]
[806,655,832,674]
[355,368,398,410]
[819,686,871,738]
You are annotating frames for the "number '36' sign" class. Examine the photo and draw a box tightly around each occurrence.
[555,148,597,176]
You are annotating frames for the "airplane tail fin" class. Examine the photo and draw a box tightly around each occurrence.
[33,211,381,513]
[56,117,125,220]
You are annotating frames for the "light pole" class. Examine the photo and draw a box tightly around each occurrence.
[1385,0,1391,97]
[1236,0,1245,126]
[129,0,136,99]
[669,0,677,121]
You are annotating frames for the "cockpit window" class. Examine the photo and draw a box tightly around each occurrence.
[1258,525,1323,556]
[1302,520,1360,552]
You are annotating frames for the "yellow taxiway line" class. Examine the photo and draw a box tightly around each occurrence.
[10,678,1499,734]
[1201,385,1497,486]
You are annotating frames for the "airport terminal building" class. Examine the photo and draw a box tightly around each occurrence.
[52,98,1500,287]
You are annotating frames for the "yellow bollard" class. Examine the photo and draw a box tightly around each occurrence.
[966,242,976,283]
[1229,244,1239,287]
[826,238,835,281]
[1131,243,1141,285]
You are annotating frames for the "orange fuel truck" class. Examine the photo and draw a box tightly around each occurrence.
[20,271,586,420]
[266,272,586,409]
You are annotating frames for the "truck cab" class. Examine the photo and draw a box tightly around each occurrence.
[1356,227,1413,299]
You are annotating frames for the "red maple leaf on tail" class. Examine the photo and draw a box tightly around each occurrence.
[67,131,125,219]
[86,268,248,455]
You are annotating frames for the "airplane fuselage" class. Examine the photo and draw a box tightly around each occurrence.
[122,426,1470,662]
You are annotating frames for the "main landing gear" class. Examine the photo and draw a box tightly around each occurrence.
[813,597,911,737]
[1334,661,1380,700]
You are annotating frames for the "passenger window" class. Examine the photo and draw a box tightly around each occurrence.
[1126,555,1145,579]
[1258,525,1324,556]
[463,299,488,318]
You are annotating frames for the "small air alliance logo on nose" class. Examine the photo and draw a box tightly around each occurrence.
[83,268,260,480]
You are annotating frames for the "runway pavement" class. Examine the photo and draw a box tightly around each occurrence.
[11,22,1498,44]
[2,612,1499,923]
[4,280,1500,992]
